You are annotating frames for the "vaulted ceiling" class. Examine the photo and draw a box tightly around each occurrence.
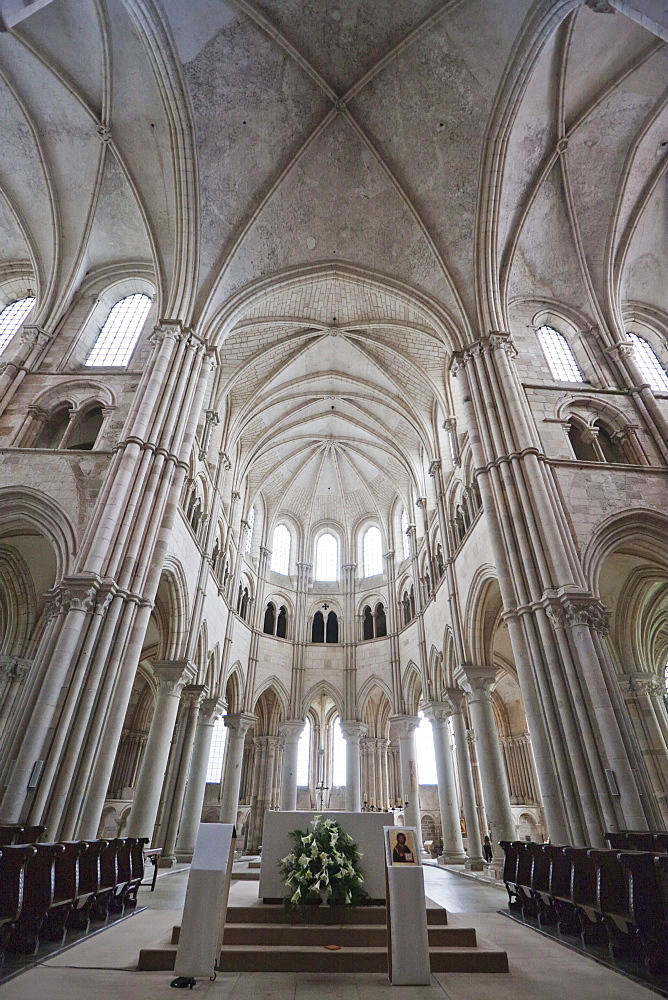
[0,0,665,529]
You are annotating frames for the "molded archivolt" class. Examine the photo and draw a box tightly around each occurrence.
[300,679,343,720]
[463,567,504,667]
[0,486,76,581]
[154,561,190,660]
[401,661,422,716]
[357,674,393,723]
[583,508,668,594]
[0,544,37,658]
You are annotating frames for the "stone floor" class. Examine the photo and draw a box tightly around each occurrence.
[0,863,662,999]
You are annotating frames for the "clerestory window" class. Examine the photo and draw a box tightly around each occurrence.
[0,297,36,355]
[627,333,668,392]
[315,533,338,581]
[271,524,291,575]
[244,507,255,553]
[536,325,584,383]
[363,525,383,577]
[85,293,152,367]
[401,508,410,559]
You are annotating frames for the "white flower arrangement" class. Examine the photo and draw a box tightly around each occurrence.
[279,814,369,910]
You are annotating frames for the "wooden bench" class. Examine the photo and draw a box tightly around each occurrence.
[0,845,35,964]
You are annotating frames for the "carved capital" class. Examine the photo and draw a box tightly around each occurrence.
[545,596,610,634]
[223,711,256,738]
[0,656,31,683]
[585,0,615,12]
[181,684,206,709]
[444,686,467,714]
[421,701,452,726]
[199,697,225,724]
[428,459,441,477]
[149,322,182,347]
[390,714,421,738]
[416,497,427,509]
[339,719,368,743]
[279,719,306,745]
[153,660,196,697]
[456,664,497,701]
[20,325,50,349]
[607,341,635,360]
[617,672,665,698]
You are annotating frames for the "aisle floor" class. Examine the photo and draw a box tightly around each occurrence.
[0,862,660,999]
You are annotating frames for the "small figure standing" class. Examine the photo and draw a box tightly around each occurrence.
[483,835,493,863]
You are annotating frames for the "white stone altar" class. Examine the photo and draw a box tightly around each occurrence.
[259,811,390,902]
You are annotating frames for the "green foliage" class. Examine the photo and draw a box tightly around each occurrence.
[279,814,370,911]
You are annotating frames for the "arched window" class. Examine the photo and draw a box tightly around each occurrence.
[66,406,104,450]
[402,590,411,627]
[331,716,346,786]
[536,325,584,382]
[627,333,668,392]
[263,602,275,635]
[567,420,598,462]
[311,610,325,643]
[0,297,36,355]
[206,718,227,782]
[276,605,287,639]
[374,603,387,638]
[85,293,153,367]
[35,405,71,449]
[244,507,255,554]
[594,422,626,464]
[326,610,339,643]
[238,586,249,620]
[401,508,410,559]
[435,544,445,579]
[315,533,338,581]
[363,525,383,577]
[416,711,437,784]
[271,524,291,575]
[363,605,374,640]
[296,718,311,786]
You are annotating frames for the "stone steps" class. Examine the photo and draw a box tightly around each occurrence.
[171,922,476,948]
[138,903,508,974]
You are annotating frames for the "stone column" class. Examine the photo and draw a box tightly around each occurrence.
[219,712,256,823]
[457,666,515,857]
[125,661,195,841]
[339,721,367,811]
[159,686,205,866]
[278,719,305,810]
[422,703,467,863]
[619,673,668,826]
[446,689,485,867]
[0,658,30,742]
[175,697,224,861]
[391,715,421,834]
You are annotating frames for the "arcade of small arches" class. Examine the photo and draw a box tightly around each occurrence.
[0,0,667,885]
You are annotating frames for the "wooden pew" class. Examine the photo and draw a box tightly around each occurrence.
[74,839,109,926]
[588,849,633,957]
[0,845,35,963]
[124,837,149,907]
[499,841,521,910]
[617,852,668,975]
[528,843,556,926]
[515,842,537,917]
[543,845,580,935]
[563,847,606,944]
[9,843,66,954]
